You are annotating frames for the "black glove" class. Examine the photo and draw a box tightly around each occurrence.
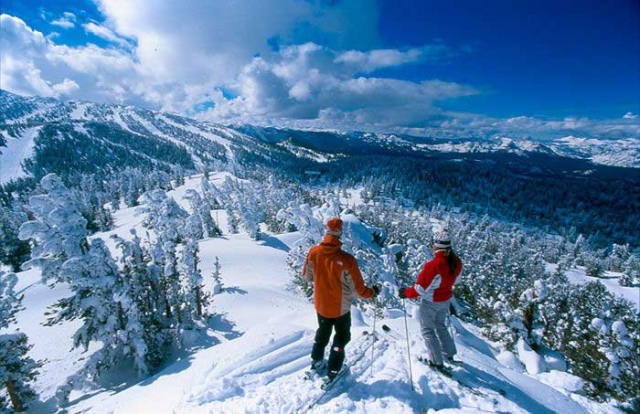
[398,287,407,299]
[372,283,382,297]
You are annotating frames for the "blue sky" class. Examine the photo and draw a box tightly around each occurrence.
[1,0,639,138]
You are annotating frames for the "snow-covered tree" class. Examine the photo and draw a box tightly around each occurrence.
[16,175,166,405]
[161,239,182,324]
[220,177,264,240]
[200,176,224,209]
[262,175,298,233]
[0,271,40,413]
[516,279,548,349]
[18,173,89,286]
[590,309,639,401]
[111,230,168,373]
[277,202,324,296]
[138,189,188,244]
[52,238,152,404]
[179,237,209,323]
[211,256,223,294]
[183,189,219,238]
[317,192,341,222]
[0,203,30,272]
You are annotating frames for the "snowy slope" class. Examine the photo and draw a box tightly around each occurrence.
[0,127,40,183]
[10,174,626,414]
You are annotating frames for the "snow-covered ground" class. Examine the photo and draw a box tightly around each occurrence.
[0,127,40,184]
[564,267,639,311]
[9,174,627,413]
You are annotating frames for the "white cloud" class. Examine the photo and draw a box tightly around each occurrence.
[1,14,140,103]
[50,12,76,29]
[334,44,451,73]
[0,15,65,97]
[2,5,638,141]
[83,22,130,47]
[51,78,80,95]
[2,5,465,129]
[1,14,48,53]
[623,112,638,119]
[195,43,478,126]
[93,0,376,85]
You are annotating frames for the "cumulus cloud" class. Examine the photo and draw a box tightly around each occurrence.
[0,14,70,97]
[1,3,638,140]
[93,0,377,85]
[50,12,76,29]
[194,42,478,127]
[83,22,131,47]
[1,14,140,103]
[424,113,640,140]
[334,44,451,73]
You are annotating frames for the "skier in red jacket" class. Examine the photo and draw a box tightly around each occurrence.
[399,229,462,371]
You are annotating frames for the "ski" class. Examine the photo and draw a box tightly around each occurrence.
[418,356,506,397]
[380,323,403,341]
[303,330,376,411]
[417,356,454,375]
[303,359,327,381]
[319,366,349,391]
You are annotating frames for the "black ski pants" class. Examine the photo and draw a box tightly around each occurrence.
[311,312,351,376]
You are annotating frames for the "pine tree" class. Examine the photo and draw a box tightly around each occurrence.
[0,203,31,272]
[18,173,89,286]
[16,175,161,405]
[277,202,324,296]
[111,230,168,373]
[179,237,208,323]
[0,270,41,412]
[211,256,223,294]
[183,189,219,238]
[51,238,155,404]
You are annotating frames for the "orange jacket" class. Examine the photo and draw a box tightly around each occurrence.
[303,235,374,318]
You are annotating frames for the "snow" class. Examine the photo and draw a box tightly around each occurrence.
[111,109,133,132]
[69,103,87,120]
[558,136,605,146]
[7,174,627,413]
[496,350,525,372]
[0,127,40,184]
[516,338,546,375]
[127,111,187,148]
[158,114,232,149]
[565,267,640,310]
[537,371,585,394]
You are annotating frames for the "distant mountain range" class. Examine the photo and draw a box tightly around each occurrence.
[1,89,638,185]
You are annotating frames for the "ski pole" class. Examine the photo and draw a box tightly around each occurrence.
[371,304,376,377]
[401,297,414,391]
[447,313,455,339]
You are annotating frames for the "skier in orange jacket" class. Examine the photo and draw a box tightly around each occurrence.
[303,217,380,381]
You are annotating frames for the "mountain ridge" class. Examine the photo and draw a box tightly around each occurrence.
[1,89,639,188]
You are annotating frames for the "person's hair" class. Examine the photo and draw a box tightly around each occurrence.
[445,249,459,274]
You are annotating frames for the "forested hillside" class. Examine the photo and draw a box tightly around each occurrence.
[1,91,638,412]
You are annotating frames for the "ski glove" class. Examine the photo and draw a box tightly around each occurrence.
[398,288,407,299]
[372,283,382,297]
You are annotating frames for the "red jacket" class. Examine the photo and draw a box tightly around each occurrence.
[404,250,462,302]
[303,235,374,318]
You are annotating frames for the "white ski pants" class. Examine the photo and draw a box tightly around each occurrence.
[419,299,457,365]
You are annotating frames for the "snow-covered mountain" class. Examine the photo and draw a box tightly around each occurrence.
[1,90,638,187]
[2,89,638,412]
